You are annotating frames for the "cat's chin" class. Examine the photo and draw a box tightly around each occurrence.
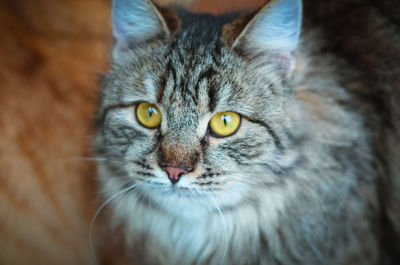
[138,181,248,219]
[137,183,218,218]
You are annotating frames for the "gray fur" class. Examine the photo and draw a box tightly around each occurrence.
[93,0,399,264]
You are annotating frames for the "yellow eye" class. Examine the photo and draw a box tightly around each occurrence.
[136,102,162,128]
[209,112,241,137]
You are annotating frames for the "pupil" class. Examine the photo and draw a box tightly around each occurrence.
[148,108,153,118]
[223,115,227,126]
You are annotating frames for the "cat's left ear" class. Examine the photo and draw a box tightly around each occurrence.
[112,0,179,60]
[224,0,302,74]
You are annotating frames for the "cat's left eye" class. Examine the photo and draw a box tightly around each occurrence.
[136,102,162,128]
[209,112,241,137]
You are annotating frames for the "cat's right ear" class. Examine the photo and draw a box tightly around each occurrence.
[112,0,178,60]
[223,0,302,74]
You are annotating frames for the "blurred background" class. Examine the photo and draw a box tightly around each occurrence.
[0,0,266,264]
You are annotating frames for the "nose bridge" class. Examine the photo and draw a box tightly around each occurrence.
[158,138,199,168]
[165,108,199,147]
[158,128,200,170]
[158,105,200,168]
[164,127,198,148]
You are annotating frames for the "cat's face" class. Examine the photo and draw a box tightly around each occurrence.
[95,0,302,216]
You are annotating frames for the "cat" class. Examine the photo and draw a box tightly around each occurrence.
[93,0,400,264]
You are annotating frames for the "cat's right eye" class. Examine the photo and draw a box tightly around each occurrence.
[136,102,162,128]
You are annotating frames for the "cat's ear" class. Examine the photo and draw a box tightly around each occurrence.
[112,0,178,60]
[224,0,302,72]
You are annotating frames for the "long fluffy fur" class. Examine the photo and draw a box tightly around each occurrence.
[93,1,398,264]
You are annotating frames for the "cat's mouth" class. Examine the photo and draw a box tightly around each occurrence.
[145,181,209,198]
[131,181,217,216]
[137,176,250,214]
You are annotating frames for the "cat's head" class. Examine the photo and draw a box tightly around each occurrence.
[94,0,302,217]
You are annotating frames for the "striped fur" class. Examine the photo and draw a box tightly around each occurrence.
[93,0,400,264]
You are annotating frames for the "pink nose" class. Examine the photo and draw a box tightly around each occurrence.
[162,167,189,184]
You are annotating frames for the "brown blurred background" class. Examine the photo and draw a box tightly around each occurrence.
[0,0,109,264]
[0,0,266,264]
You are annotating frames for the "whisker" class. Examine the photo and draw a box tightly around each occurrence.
[211,195,228,265]
[89,183,138,260]
[71,157,107,162]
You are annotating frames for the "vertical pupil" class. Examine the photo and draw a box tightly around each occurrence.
[223,115,227,126]
[148,107,153,118]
